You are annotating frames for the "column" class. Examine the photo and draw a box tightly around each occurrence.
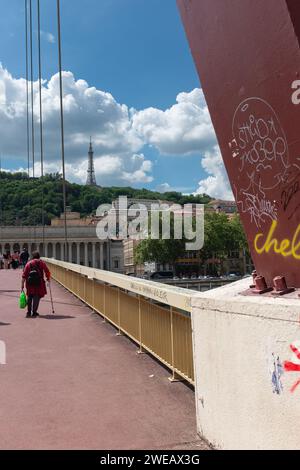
[69,243,72,264]
[60,243,64,261]
[106,242,110,271]
[92,242,96,268]
[100,243,104,270]
[76,243,80,265]
[37,242,42,256]
[44,243,49,258]
[84,243,88,267]
[53,243,57,260]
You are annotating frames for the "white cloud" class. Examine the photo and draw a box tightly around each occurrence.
[0,64,231,197]
[132,88,232,198]
[0,64,147,185]
[194,146,233,200]
[40,31,55,44]
[35,154,153,187]
[132,88,217,155]
[156,183,172,193]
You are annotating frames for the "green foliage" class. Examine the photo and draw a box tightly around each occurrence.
[134,211,249,265]
[0,171,211,226]
[135,238,186,265]
[134,211,187,265]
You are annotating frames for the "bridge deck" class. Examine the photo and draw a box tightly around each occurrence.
[0,270,207,450]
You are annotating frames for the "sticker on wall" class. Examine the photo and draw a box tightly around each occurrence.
[271,353,284,395]
[284,341,300,393]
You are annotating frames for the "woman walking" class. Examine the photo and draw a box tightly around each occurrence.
[21,251,51,318]
[3,252,11,270]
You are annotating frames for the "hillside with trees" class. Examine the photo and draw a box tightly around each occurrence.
[0,171,211,226]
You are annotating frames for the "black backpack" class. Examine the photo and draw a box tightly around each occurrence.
[27,262,43,287]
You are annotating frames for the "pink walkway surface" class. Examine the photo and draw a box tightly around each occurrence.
[0,270,208,450]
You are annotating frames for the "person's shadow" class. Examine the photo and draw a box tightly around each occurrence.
[39,315,75,320]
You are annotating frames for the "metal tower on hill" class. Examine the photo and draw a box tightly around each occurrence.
[86,138,97,186]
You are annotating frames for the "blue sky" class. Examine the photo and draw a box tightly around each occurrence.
[0,0,230,197]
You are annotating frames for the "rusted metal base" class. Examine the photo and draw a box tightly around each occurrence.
[241,288,300,299]
[272,288,296,296]
[252,287,273,295]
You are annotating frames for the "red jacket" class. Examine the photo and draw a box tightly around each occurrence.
[22,259,51,297]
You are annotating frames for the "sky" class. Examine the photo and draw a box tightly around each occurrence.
[0,0,232,198]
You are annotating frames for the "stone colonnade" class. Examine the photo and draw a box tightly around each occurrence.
[0,240,107,270]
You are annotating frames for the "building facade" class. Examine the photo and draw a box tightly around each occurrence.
[0,222,124,274]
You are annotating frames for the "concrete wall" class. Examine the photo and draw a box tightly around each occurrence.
[192,278,300,450]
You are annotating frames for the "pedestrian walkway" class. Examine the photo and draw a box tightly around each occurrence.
[0,270,208,450]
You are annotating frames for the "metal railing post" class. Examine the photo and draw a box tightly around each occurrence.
[102,283,106,323]
[169,306,183,383]
[92,278,95,313]
[116,287,123,336]
[137,295,146,355]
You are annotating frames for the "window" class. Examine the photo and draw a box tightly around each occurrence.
[114,260,119,269]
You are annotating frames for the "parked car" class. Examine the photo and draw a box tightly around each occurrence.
[228,272,241,278]
[150,271,174,280]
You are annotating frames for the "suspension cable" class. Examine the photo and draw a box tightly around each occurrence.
[26,0,36,249]
[25,0,30,177]
[37,0,43,179]
[37,0,45,248]
[57,0,68,261]
[29,0,35,178]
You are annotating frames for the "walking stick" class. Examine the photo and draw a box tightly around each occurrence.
[48,281,55,314]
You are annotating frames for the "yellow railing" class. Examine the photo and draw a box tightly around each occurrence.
[45,258,195,385]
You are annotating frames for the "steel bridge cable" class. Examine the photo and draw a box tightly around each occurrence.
[29,0,35,178]
[28,0,38,247]
[37,0,43,179]
[57,0,68,261]
[26,0,36,247]
[25,0,30,176]
[37,0,45,248]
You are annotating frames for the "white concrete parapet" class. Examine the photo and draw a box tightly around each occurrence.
[44,257,194,313]
[192,278,300,450]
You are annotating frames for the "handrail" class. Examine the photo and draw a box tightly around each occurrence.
[43,258,195,312]
[44,257,196,384]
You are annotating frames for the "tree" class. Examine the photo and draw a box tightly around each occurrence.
[134,211,250,275]
[134,238,186,266]
[199,212,249,275]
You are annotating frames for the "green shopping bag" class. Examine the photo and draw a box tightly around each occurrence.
[19,291,27,309]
